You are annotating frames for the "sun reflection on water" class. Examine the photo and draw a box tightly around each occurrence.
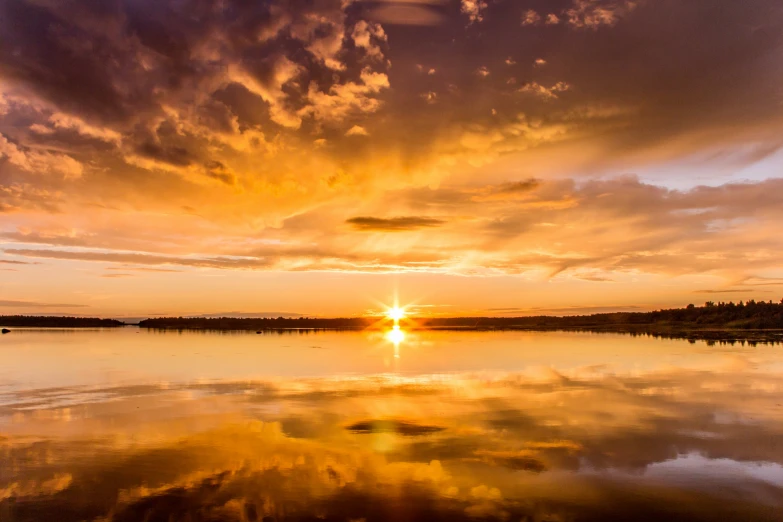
[383,302,408,360]
[386,325,405,359]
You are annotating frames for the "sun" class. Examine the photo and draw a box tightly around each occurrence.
[386,306,406,321]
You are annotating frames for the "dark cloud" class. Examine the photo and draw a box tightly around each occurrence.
[346,216,446,231]
[0,0,392,186]
[345,419,445,435]
[134,142,194,168]
[492,178,540,193]
[204,161,237,186]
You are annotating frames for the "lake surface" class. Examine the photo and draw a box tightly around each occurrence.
[1,327,782,521]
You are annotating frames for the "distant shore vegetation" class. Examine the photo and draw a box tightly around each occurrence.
[137,299,783,331]
[0,316,124,328]
[2,300,783,334]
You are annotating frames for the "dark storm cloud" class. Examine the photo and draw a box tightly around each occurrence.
[0,0,392,180]
[346,216,446,231]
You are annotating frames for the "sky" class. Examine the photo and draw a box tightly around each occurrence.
[1,0,783,318]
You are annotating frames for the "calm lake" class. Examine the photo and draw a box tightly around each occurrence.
[1,328,782,521]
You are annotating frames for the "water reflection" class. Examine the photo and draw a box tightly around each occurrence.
[385,325,405,359]
[1,329,782,521]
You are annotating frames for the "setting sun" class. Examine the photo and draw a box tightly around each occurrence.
[386,306,406,321]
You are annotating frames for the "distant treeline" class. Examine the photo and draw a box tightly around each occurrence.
[0,316,124,328]
[4,300,783,330]
[139,300,783,331]
[139,316,372,330]
[419,299,783,330]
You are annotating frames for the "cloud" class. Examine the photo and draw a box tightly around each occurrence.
[3,174,783,281]
[107,266,182,273]
[0,259,37,265]
[0,184,62,214]
[492,179,540,193]
[345,125,369,136]
[30,113,121,145]
[521,9,541,26]
[519,1,638,29]
[299,69,390,124]
[0,299,86,308]
[0,134,83,179]
[346,419,445,435]
[346,216,446,231]
[204,161,237,186]
[4,248,272,270]
[519,81,571,100]
[352,20,388,61]
[565,0,640,29]
[421,91,438,104]
[461,0,487,24]
[546,13,561,25]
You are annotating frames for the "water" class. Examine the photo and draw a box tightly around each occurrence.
[1,327,782,521]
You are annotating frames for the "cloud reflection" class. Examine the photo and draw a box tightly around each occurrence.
[2,355,783,521]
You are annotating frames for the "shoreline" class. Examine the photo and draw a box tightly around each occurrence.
[3,322,783,344]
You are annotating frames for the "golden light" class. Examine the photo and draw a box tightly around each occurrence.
[387,306,406,321]
[386,325,405,344]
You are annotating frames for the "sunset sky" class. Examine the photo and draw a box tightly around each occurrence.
[1,0,783,317]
